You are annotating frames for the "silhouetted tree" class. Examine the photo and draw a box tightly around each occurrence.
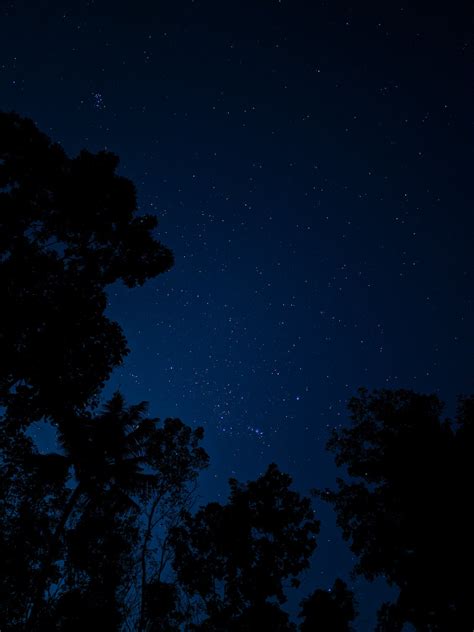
[0,423,69,630]
[133,417,208,632]
[298,578,357,631]
[0,112,180,629]
[21,393,207,630]
[0,111,173,425]
[321,388,474,631]
[24,393,155,628]
[171,463,320,631]
[1,112,363,632]
[139,580,184,631]
[48,495,140,632]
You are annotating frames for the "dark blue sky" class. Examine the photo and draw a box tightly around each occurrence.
[2,1,473,627]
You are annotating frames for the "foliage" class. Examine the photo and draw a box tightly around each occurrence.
[171,463,320,630]
[298,578,357,632]
[321,388,474,630]
[0,111,173,424]
[0,424,69,628]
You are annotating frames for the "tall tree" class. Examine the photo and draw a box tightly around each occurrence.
[25,393,156,629]
[134,417,208,632]
[0,423,69,630]
[321,388,474,631]
[46,492,140,632]
[171,463,320,631]
[0,111,173,425]
[23,393,207,631]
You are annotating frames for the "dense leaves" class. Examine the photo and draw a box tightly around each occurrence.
[322,388,474,630]
[171,464,320,630]
[0,111,173,423]
[299,579,357,632]
[0,424,70,628]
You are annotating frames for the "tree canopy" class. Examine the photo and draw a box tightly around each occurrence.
[322,388,473,631]
[0,111,173,424]
[171,463,320,630]
[2,112,472,631]
[298,579,357,632]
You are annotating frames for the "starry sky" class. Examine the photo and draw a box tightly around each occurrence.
[1,1,473,627]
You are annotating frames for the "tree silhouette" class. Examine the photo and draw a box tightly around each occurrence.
[3,112,441,631]
[298,578,357,631]
[321,388,474,631]
[21,393,207,630]
[171,463,320,630]
[0,111,173,425]
[24,393,154,628]
[46,495,140,632]
[0,423,70,629]
[138,580,184,631]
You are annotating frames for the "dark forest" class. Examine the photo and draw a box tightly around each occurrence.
[0,112,472,631]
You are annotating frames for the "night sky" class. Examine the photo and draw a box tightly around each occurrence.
[2,1,473,628]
